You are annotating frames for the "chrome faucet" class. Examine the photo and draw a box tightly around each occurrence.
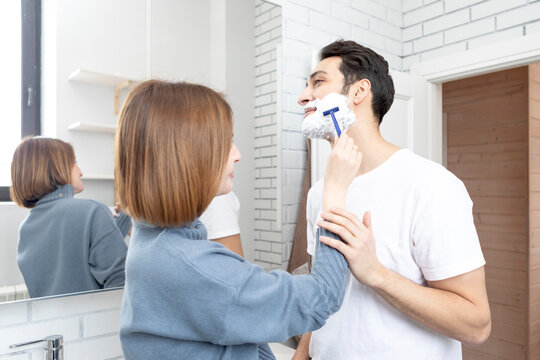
[10,334,63,360]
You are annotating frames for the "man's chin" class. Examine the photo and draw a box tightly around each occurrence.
[302,116,335,140]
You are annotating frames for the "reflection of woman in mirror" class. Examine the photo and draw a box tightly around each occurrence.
[116,80,362,359]
[10,137,131,298]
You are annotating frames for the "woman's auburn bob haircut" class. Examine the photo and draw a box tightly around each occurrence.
[11,137,75,208]
[114,80,233,228]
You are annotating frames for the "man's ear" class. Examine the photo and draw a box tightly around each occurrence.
[350,79,371,105]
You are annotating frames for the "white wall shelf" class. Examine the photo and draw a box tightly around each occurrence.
[81,174,114,180]
[68,68,140,114]
[68,121,116,134]
[68,68,138,87]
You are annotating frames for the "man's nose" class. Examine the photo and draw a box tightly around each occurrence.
[298,87,314,106]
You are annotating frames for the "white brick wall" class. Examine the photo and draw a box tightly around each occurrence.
[422,8,468,35]
[0,289,124,359]
[254,0,283,270]
[471,0,527,21]
[402,0,540,70]
[403,1,443,26]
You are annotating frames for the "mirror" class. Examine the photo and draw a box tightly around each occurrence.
[0,0,280,303]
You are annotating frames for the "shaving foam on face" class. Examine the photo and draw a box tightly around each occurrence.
[301,93,356,140]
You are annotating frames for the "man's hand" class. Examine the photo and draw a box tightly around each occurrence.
[317,207,491,344]
[318,208,384,287]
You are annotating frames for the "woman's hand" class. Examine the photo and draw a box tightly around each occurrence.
[323,133,362,211]
[114,202,132,236]
[114,202,122,216]
[317,208,384,288]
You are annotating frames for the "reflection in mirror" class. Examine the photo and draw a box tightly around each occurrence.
[10,137,129,299]
[1,0,261,304]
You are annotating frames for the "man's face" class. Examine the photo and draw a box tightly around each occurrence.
[297,56,346,118]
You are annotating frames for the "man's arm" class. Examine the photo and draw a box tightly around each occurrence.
[369,264,491,344]
[318,208,491,345]
[212,234,244,257]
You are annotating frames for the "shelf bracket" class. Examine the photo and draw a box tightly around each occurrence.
[114,80,131,115]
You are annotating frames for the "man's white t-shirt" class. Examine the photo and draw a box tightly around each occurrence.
[306,149,485,360]
[200,191,240,240]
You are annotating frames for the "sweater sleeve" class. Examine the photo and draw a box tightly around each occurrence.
[89,204,128,288]
[114,211,132,238]
[216,228,348,345]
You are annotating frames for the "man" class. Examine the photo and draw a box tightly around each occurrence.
[293,40,491,359]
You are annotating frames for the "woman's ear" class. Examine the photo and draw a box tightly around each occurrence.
[350,79,371,105]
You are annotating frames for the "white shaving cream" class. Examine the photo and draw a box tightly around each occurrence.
[301,93,356,140]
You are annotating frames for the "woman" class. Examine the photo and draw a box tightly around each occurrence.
[116,80,362,359]
[10,137,131,298]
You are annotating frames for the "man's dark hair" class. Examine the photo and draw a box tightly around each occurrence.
[320,40,395,124]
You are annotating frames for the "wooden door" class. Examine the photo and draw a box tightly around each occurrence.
[444,67,529,360]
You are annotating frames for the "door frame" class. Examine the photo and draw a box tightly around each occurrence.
[411,32,540,165]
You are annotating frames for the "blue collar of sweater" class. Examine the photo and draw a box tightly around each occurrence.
[134,218,208,241]
[36,184,74,205]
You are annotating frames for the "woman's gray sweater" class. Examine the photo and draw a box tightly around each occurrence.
[17,184,130,298]
[120,219,348,360]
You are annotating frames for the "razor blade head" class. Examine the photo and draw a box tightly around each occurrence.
[322,107,340,116]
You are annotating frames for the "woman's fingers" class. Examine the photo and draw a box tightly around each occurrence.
[334,133,349,151]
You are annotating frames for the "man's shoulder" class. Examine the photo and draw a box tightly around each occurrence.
[399,150,464,190]
[398,149,442,172]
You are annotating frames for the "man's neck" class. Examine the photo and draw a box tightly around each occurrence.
[343,120,401,176]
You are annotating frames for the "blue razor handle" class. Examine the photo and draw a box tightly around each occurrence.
[322,107,341,137]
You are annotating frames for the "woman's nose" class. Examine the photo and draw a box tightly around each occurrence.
[233,144,241,162]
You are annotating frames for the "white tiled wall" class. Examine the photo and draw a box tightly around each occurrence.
[402,0,540,69]
[254,0,283,269]
[0,289,123,360]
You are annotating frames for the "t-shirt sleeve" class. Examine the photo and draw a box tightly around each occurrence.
[306,188,317,256]
[200,192,241,240]
[412,174,485,281]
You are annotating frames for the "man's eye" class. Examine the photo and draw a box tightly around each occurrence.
[314,79,322,86]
